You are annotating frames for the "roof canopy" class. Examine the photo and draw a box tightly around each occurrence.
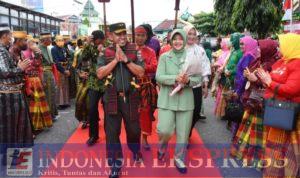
[80,0,99,17]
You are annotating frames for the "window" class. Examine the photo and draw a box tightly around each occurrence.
[20,19,27,31]
[28,14,33,20]
[11,17,19,25]
[10,9,18,17]
[28,20,36,35]
[0,15,9,23]
[0,6,9,15]
[35,22,40,29]
[41,17,45,23]
[35,15,40,22]
[46,19,50,24]
[20,12,26,18]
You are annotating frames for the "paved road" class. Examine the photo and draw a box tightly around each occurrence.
[33,96,261,178]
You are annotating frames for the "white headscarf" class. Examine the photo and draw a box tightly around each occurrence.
[183,25,211,85]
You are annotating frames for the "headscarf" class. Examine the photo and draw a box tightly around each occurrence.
[249,39,278,72]
[216,38,230,66]
[278,33,300,62]
[170,29,187,53]
[240,36,259,58]
[183,24,200,46]
[141,24,154,43]
[183,24,196,36]
[202,41,211,50]
[230,32,244,50]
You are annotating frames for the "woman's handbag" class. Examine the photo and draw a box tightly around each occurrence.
[245,88,265,111]
[263,85,300,131]
[225,99,244,123]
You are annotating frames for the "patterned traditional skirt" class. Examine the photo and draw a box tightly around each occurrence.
[0,92,33,152]
[75,80,89,122]
[27,76,53,131]
[69,67,77,99]
[139,76,157,135]
[263,115,300,178]
[43,69,58,118]
[56,72,70,106]
[230,110,267,168]
[214,86,228,118]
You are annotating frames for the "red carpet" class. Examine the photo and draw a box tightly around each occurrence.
[41,104,222,178]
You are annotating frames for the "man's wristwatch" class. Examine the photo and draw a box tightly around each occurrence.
[125,59,132,65]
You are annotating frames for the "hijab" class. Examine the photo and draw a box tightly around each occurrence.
[249,39,279,72]
[278,33,300,62]
[240,36,259,58]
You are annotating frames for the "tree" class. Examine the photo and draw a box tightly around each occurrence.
[82,17,90,27]
[231,0,283,38]
[214,0,284,38]
[193,12,217,36]
[214,0,236,35]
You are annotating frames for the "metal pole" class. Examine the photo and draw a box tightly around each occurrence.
[103,2,107,35]
[290,0,293,32]
[89,0,90,27]
[174,0,180,29]
[130,0,135,42]
[174,10,178,29]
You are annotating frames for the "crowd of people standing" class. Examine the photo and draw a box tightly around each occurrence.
[0,20,299,178]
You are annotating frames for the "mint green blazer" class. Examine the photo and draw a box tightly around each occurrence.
[156,51,201,111]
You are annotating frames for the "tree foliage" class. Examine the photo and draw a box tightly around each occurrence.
[192,12,217,36]
[82,17,90,27]
[214,0,284,38]
[214,0,236,35]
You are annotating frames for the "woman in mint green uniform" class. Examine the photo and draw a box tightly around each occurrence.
[156,29,201,174]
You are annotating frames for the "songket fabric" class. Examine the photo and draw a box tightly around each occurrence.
[0,44,33,150]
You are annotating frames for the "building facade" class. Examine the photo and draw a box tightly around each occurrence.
[0,0,63,37]
[80,0,103,35]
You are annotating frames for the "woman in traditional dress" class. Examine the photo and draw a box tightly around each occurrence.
[257,33,300,178]
[215,33,243,121]
[23,37,53,132]
[230,39,279,168]
[230,36,259,137]
[212,38,231,115]
[135,25,158,150]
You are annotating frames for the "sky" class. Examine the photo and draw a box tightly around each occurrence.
[46,0,214,25]
[4,0,214,27]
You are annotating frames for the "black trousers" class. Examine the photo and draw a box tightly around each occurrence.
[104,96,141,166]
[88,89,103,139]
[189,86,203,137]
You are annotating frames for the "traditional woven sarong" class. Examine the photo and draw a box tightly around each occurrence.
[263,115,300,178]
[56,71,70,106]
[230,110,267,168]
[214,86,228,118]
[139,76,157,135]
[27,77,53,131]
[69,67,77,99]
[43,67,58,118]
[75,80,89,122]
[0,92,33,150]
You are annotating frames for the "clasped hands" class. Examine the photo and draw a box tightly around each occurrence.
[114,45,128,63]
[176,73,189,85]
[243,67,272,86]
